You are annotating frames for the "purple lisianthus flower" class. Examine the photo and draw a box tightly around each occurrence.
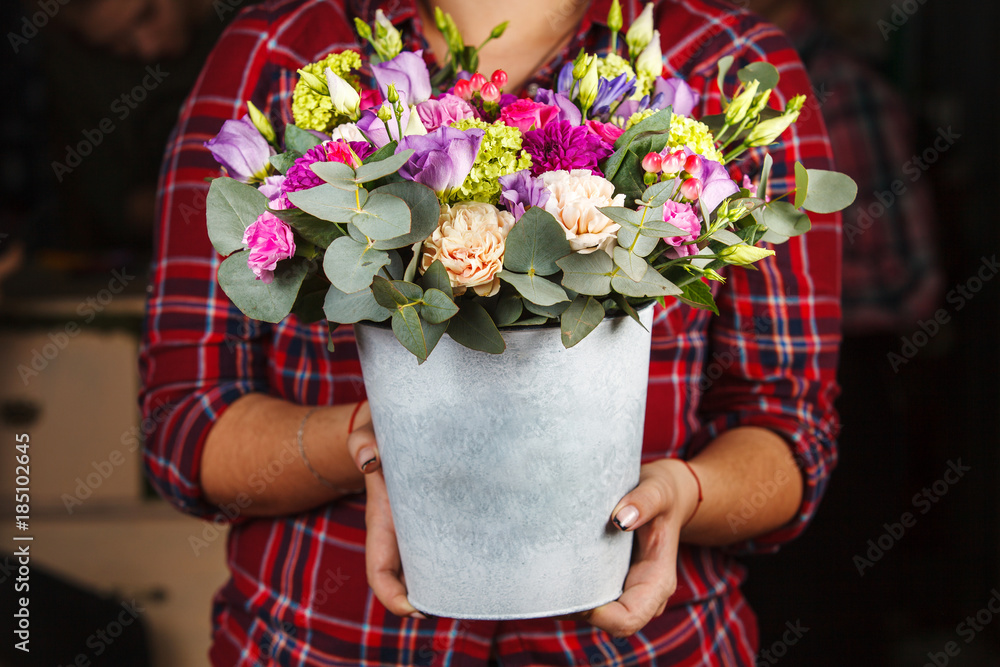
[259,174,286,200]
[498,169,550,221]
[284,140,375,194]
[397,126,484,195]
[204,115,275,183]
[533,88,582,126]
[556,63,575,96]
[372,51,432,105]
[680,149,739,213]
[415,94,477,132]
[243,205,296,283]
[522,120,613,177]
[592,73,637,116]
[655,77,700,117]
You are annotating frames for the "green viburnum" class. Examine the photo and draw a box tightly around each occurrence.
[291,50,363,132]
[598,53,636,82]
[449,119,532,204]
[667,115,724,163]
[624,109,656,129]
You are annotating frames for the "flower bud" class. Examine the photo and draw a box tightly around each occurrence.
[386,82,399,104]
[246,100,276,144]
[469,72,487,92]
[377,103,393,123]
[680,177,702,200]
[635,30,662,82]
[572,51,590,80]
[490,21,509,40]
[480,81,500,103]
[625,3,655,60]
[373,9,403,61]
[353,17,373,41]
[643,171,658,186]
[725,79,759,126]
[491,69,508,90]
[578,57,600,109]
[661,150,685,174]
[749,89,772,117]
[641,151,662,173]
[297,68,329,95]
[720,244,775,266]
[747,104,802,147]
[607,0,623,34]
[454,79,472,99]
[326,67,361,120]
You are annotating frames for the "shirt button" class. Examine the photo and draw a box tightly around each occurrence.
[526,83,539,96]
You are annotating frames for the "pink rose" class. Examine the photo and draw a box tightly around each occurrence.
[242,208,296,283]
[585,120,624,146]
[415,94,477,132]
[662,200,700,257]
[499,99,560,133]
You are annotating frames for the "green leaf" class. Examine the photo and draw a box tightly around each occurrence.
[802,169,858,214]
[353,149,415,183]
[323,284,391,324]
[613,246,648,282]
[352,192,411,240]
[217,252,308,323]
[287,185,366,223]
[269,151,300,175]
[758,153,773,200]
[311,161,358,190]
[557,251,614,296]
[403,241,422,283]
[611,266,681,298]
[502,207,573,275]
[371,275,422,309]
[716,55,734,105]
[793,161,809,209]
[599,206,642,227]
[284,124,322,154]
[612,293,646,327]
[636,212,688,238]
[497,270,569,306]
[382,249,404,280]
[370,182,440,250]
[494,294,523,326]
[756,201,811,237]
[268,205,344,248]
[737,62,780,92]
[509,316,549,327]
[523,298,570,319]
[206,177,267,256]
[421,288,459,324]
[290,289,327,324]
[641,179,678,208]
[392,307,443,363]
[323,236,391,293]
[617,219,660,257]
[364,141,398,164]
[447,301,505,354]
[560,295,605,349]
[419,259,453,298]
[710,229,743,246]
[606,108,673,182]
[677,279,719,315]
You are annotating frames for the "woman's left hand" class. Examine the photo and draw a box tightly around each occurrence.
[583,458,701,638]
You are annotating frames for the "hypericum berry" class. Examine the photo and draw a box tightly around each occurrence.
[469,72,488,92]
[454,79,472,99]
[641,152,663,173]
[480,81,500,103]
[491,69,508,90]
[683,154,701,175]
[680,177,702,200]
[661,150,686,174]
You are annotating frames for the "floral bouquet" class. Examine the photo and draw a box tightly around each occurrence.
[203,1,856,361]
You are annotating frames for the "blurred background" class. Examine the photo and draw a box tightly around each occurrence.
[0,0,995,664]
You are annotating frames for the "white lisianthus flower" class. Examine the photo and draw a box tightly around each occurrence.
[324,67,361,120]
[328,122,366,143]
[540,170,625,254]
[421,202,515,297]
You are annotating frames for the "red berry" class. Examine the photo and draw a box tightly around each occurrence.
[480,81,500,103]
[661,151,685,174]
[680,178,702,200]
[684,154,701,174]
[641,152,663,173]
[491,69,508,89]
[454,79,472,99]
[469,72,487,92]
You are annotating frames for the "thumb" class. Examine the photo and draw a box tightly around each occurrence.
[611,461,682,532]
[346,416,380,475]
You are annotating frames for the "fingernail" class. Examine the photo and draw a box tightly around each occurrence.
[410,611,427,619]
[359,448,378,471]
[613,505,639,531]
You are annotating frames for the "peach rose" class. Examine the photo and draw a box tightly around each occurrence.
[421,202,515,297]
[540,169,625,254]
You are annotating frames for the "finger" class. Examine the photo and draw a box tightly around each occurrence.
[347,421,380,474]
[364,469,423,617]
[611,464,674,532]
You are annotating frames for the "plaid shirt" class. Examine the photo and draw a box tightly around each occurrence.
[139,0,841,664]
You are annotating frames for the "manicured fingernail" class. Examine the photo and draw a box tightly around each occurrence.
[410,611,427,619]
[613,505,639,531]
[359,448,378,471]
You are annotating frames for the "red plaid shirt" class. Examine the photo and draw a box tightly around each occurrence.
[140,0,841,664]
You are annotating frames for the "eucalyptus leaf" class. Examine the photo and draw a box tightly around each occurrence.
[560,295,605,349]
[447,301,505,354]
[269,151,300,175]
[353,149,415,183]
[617,219,660,257]
[497,271,569,307]
[523,299,570,319]
[217,252,308,323]
[419,259,453,298]
[364,141,398,164]
[611,266,681,298]
[323,284,391,324]
[269,205,344,248]
[637,213,688,238]
[371,181,440,250]
[613,246,649,282]
[392,307,442,363]
[737,62,780,92]
[323,236,391,293]
[502,207,572,276]
[403,241,422,283]
[599,206,642,227]
[290,289,326,324]
[421,288,459,324]
[287,184,366,223]
[494,294,523,326]
[710,229,744,246]
[794,161,809,209]
[352,192,411,240]
[284,124,322,154]
[612,293,646,327]
[757,201,811,237]
[716,55,734,105]
[557,251,614,296]
[206,177,268,256]
[370,275,422,309]
[802,169,858,214]
[641,179,678,208]
[382,249,404,280]
[310,161,358,190]
[758,153,773,200]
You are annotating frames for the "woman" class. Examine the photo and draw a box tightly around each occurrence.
[140,0,841,663]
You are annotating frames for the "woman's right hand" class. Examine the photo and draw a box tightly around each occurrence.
[347,422,425,619]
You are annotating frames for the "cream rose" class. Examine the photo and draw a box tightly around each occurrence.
[541,169,625,254]
[421,202,515,297]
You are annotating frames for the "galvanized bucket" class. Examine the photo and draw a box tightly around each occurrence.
[354,306,653,619]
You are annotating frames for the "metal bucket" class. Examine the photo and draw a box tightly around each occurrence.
[354,306,653,619]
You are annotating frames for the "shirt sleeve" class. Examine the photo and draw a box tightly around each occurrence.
[686,21,842,554]
[138,7,278,521]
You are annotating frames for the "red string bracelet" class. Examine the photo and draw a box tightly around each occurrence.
[348,398,368,435]
[679,460,703,528]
